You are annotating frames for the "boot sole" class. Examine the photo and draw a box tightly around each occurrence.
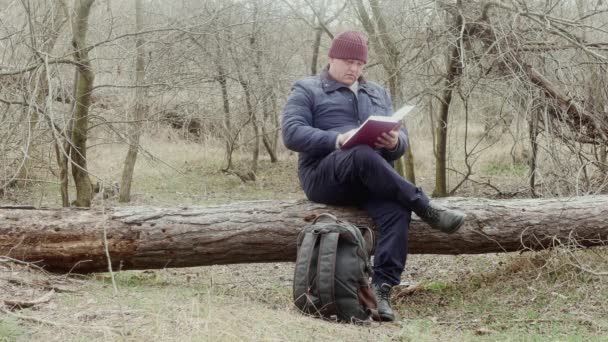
[378,311,395,322]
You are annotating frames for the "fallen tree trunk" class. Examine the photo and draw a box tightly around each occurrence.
[1,196,607,273]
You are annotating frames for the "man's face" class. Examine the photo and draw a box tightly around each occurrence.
[328,58,365,86]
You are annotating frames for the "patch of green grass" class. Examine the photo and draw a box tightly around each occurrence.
[424,281,450,293]
[482,162,527,177]
[0,317,25,341]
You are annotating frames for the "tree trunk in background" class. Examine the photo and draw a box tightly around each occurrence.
[49,2,70,208]
[218,69,233,170]
[260,90,278,163]
[2,195,608,273]
[53,144,70,207]
[261,136,277,163]
[119,0,146,203]
[250,22,278,163]
[576,0,608,176]
[188,31,235,172]
[433,12,463,197]
[309,0,328,75]
[528,109,540,197]
[209,32,233,171]
[249,88,260,174]
[310,25,323,75]
[354,0,416,183]
[370,0,417,184]
[237,76,259,175]
[69,0,95,207]
[403,139,416,183]
[270,90,280,152]
[600,146,608,174]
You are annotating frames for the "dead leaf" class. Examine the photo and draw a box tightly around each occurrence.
[394,284,423,298]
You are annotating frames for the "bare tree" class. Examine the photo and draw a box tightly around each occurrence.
[67,0,96,207]
[15,1,68,188]
[2,0,607,207]
[352,0,421,183]
[119,0,146,202]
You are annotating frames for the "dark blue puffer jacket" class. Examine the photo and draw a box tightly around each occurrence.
[281,68,408,177]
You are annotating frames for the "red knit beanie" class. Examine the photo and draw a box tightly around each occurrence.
[328,30,368,63]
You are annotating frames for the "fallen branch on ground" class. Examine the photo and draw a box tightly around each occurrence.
[2,290,54,310]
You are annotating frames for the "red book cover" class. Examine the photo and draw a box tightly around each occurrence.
[341,105,415,149]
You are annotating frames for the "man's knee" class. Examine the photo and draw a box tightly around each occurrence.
[347,145,383,168]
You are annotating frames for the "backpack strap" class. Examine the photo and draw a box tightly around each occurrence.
[337,223,374,284]
[293,232,319,308]
[358,225,375,256]
[316,232,339,316]
[312,213,339,224]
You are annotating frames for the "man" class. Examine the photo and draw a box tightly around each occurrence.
[281,30,465,322]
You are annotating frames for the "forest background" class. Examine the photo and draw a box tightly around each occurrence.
[1,0,607,340]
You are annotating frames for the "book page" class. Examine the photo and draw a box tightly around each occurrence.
[341,104,415,149]
[391,104,415,121]
[367,104,415,123]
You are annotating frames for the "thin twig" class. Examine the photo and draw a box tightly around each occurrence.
[2,290,54,309]
[0,256,48,274]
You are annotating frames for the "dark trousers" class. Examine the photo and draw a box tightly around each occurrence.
[301,145,430,286]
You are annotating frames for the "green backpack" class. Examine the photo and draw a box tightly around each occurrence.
[293,213,378,323]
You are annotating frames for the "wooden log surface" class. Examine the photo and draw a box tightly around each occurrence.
[1,195,607,273]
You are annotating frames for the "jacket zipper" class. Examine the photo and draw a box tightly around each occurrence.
[352,90,361,125]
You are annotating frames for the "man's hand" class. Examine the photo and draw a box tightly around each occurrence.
[337,128,358,148]
[374,125,400,150]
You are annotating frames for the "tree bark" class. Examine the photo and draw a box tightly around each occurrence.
[69,0,96,207]
[310,25,323,75]
[249,23,278,164]
[239,78,259,174]
[1,196,607,273]
[119,0,146,203]
[528,109,540,197]
[211,33,233,171]
[433,7,463,198]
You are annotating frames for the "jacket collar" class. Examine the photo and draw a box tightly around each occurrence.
[319,65,375,95]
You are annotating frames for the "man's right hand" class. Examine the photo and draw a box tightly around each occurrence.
[337,128,358,149]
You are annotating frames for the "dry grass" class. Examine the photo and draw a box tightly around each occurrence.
[2,263,400,341]
[4,127,303,207]
[2,248,606,341]
[397,249,608,340]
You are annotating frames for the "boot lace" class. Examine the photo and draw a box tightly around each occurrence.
[425,205,442,223]
[375,285,391,302]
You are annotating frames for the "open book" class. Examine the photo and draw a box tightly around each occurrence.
[341,104,415,149]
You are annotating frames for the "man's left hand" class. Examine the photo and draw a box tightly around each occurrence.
[374,126,400,150]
